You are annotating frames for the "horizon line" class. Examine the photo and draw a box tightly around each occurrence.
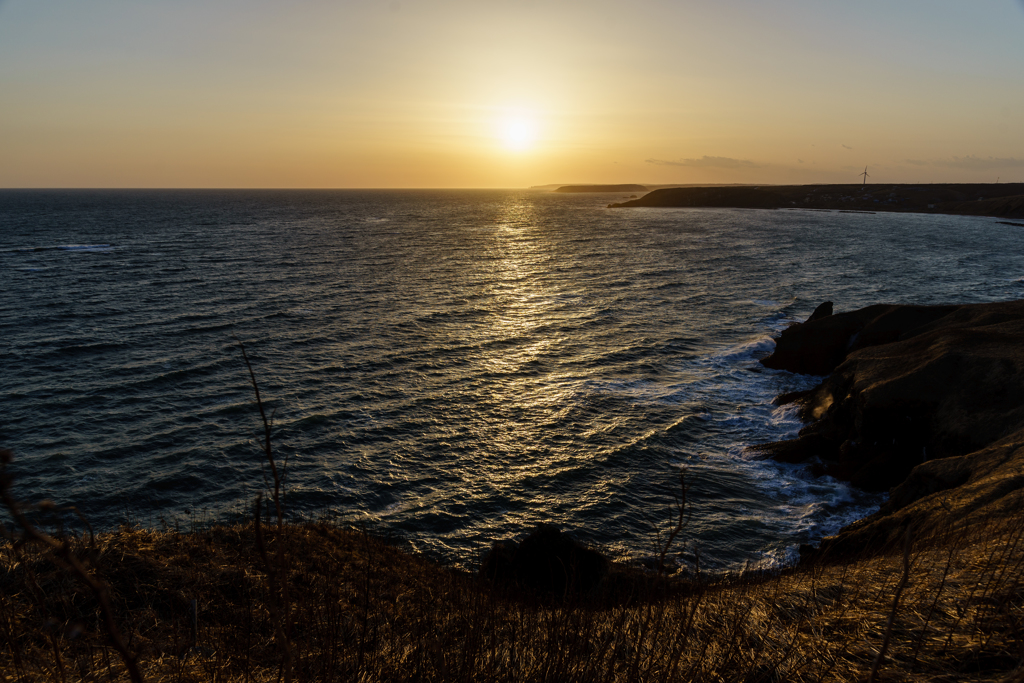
[2,181,1023,192]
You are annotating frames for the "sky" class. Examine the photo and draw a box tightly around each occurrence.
[1,0,1023,188]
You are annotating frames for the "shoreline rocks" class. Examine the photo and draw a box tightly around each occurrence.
[756,299,1024,558]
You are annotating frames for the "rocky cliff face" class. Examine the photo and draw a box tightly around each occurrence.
[756,300,1024,558]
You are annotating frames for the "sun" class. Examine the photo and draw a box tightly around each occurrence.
[499,116,537,152]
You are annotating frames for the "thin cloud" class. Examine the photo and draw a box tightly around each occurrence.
[646,156,760,169]
[905,156,1024,170]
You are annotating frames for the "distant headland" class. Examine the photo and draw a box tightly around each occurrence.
[608,183,1024,220]
[552,184,649,193]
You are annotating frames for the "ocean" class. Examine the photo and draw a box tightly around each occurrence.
[3,189,1023,571]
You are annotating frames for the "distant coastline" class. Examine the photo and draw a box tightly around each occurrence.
[552,184,649,193]
[608,183,1024,220]
[529,182,754,192]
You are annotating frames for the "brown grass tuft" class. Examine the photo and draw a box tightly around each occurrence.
[0,512,1022,681]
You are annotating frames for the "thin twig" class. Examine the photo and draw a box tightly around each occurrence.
[237,341,294,683]
[869,526,913,683]
[658,470,691,577]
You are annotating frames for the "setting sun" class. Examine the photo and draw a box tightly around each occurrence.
[499,116,537,152]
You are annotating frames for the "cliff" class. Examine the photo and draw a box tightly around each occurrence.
[756,299,1024,558]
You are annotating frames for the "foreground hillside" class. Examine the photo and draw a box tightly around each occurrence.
[2,513,1023,682]
[609,183,1024,219]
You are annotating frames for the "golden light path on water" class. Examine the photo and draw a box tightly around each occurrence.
[420,195,631,549]
[481,198,575,523]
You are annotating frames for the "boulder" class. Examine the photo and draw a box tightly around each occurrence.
[480,524,610,595]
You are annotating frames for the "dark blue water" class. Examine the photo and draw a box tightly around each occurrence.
[4,189,1023,569]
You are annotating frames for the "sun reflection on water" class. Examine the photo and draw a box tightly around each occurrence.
[468,195,607,519]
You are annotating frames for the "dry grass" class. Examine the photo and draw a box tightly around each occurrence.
[1,511,1023,682]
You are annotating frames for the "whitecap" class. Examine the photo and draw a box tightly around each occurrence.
[768,401,804,428]
[698,336,776,365]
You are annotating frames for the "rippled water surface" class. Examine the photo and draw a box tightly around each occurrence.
[4,189,1024,569]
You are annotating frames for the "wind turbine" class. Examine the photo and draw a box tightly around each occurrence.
[860,166,870,186]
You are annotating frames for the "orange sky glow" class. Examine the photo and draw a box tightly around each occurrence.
[1,0,1023,188]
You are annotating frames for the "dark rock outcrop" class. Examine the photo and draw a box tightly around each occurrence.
[804,300,833,323]
[812,433,1024,559]
[755,299,1024,558]
[480,524,610,595]
[760,302,959,376]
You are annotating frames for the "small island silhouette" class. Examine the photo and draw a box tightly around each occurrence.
[553,184,649,193]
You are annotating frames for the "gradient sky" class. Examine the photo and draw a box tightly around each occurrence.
[2,0,1023,188]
